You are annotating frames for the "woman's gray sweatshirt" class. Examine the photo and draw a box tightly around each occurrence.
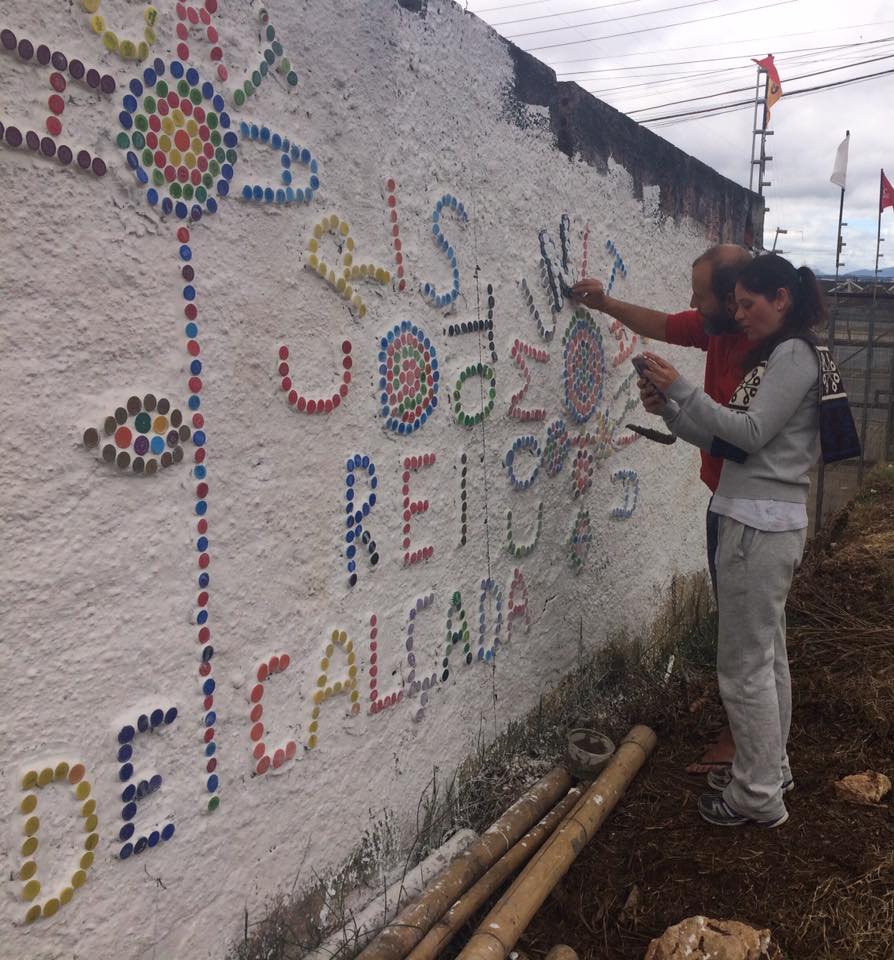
[662,338,820,504]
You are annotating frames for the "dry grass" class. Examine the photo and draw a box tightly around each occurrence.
[227,572,718,960]
[449,572,717,837]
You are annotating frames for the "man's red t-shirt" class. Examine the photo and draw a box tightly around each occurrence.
[665,310,751,492]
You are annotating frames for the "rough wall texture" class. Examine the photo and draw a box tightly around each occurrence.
[0,2,760,958]
[506,45,762,245]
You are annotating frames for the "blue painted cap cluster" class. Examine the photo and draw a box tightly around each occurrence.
[423,194,467,307]
[344,455,379,587]
[237,121,320,204]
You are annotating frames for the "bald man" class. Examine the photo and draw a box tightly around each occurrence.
[571,244,753,773]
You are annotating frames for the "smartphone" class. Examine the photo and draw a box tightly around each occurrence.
[632,354,666,401]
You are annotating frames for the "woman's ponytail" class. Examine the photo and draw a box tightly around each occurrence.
[794,265,826,334]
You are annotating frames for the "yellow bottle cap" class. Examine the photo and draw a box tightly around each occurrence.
[22,879,41,901]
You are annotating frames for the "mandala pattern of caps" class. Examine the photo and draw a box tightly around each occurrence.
[117,59,237,220]
[543,418,570,477]
[562,310,605,424]
[379,321,439,434]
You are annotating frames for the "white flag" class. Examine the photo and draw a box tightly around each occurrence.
[830,133,849,189]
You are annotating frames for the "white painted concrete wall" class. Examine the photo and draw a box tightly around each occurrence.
[0,2,717,957]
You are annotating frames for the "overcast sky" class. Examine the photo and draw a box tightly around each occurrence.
[465,0,894,274]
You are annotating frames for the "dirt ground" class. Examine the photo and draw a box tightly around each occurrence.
[520,473,894,960]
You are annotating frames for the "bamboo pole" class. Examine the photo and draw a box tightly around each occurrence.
[302,830,479,960]
[406,786,585,960]
[356,766,573,960]
[456,725,657,960]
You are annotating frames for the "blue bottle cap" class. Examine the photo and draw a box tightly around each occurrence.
[118,725,135,744]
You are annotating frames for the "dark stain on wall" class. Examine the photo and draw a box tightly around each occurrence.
[503,43,763,247]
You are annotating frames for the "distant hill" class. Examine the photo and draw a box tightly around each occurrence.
[843,267,894,279]
[815,267,894,280]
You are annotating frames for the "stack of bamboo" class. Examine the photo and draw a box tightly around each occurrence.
[352,725,656,960]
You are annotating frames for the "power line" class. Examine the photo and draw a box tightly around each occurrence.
[542,18,894,65]
[555,35,894,76]
[497,0,721,31]
[468,0,649,13]
[513,0,798,50]
[576,44,894,97]
[640,66,894,123]
[623,51,894,114]
[572,43,894,95]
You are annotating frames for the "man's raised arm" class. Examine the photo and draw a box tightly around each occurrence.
[570,279,668,342]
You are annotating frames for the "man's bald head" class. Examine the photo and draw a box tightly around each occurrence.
[690,244,753,333]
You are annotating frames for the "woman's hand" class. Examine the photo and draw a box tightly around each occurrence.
[637,378,666,414]
[641,351,681,392]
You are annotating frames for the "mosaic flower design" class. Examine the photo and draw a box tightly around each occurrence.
[117,59,236,220]
[379,320,439,434]
[562,309,605,424]
[82,394,193,475]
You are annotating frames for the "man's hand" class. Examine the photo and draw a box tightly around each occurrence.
[569,279,608,311]
[638,377,666,415]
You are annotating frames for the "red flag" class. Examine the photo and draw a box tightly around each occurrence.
[753,54,782,120]
[882,170,894,213]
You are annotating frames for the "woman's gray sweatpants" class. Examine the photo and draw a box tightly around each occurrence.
[715,515,807,821]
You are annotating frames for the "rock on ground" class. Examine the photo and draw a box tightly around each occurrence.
[644,916,772,959]
[833,771,892,805]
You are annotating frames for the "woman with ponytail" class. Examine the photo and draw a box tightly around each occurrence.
[640,254,824,828]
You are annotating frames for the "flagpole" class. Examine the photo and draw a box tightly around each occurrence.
[834,188,845,280]
[875,171,884,288]
[819,131,849,530]
[817,144,845,528]
[858,171,884,485]
[834,130,849,280]
[817,163,843,530]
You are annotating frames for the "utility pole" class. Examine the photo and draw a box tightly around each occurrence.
[749,58,774,244]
